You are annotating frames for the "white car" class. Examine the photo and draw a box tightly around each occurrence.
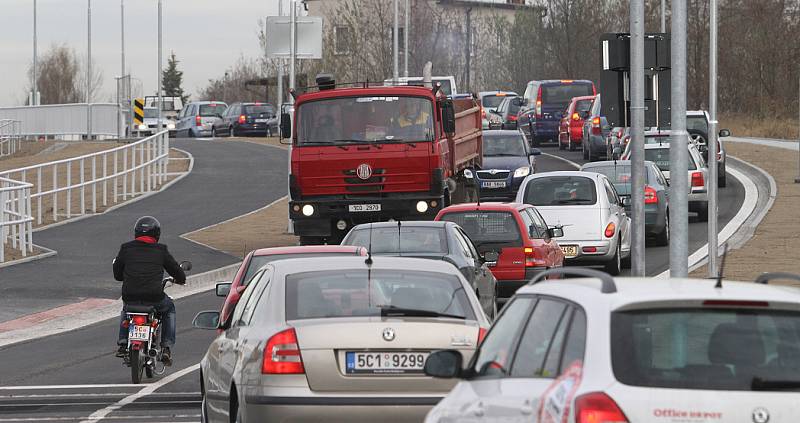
[514,171,631,275]
[478,91,518,129]
[424,269,800,423]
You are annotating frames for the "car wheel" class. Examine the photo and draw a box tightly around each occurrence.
[188,129,195,138]
[568,139,576,152]
[604,243,622,276]
[559,139,566,150]
[582,140,589,160]
[655,213,670,246]
[696,201,709,221]
[719,172,727,188]
[211,128,217,138]
[232,126,238,137]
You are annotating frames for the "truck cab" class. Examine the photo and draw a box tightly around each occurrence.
[284,77,481,245]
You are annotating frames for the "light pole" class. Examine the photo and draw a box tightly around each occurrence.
[289,0,296,95]
[707,0,719,276]
[33,0,38,105]
[661,0,666,32]
[157,0,163,132]
[404,0,409,78]
[121,0,125,77]
[87,0,92,139]
[669,0,689,277]
[393,0,399,83]
[630,0,646,276]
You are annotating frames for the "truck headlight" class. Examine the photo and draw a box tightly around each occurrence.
[514,166,531,178]
[167,122,176,130]
[463,169,473,179]
[302,204,314,216]
[138,124,147,131]
[416,201,429,213]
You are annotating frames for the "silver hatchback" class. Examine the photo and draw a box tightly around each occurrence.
[194,256,491,423]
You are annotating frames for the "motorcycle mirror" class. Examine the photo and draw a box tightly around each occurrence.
[180,261,192,271]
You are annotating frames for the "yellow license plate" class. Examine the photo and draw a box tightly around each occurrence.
[560,245,578,258]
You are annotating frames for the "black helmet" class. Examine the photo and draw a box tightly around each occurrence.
[134,216,161,240]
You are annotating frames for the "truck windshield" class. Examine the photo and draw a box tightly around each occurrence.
[297,96,435,145]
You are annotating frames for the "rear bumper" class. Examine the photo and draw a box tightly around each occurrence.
[236,123,269,135]
[558,239,620,264]
[495,266,548,300]
[532,122,558,142]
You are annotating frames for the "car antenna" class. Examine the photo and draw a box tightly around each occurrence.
[365,223,374,266]
[397,220,402,257]
[475,173,481,209]
[714,243,728,288]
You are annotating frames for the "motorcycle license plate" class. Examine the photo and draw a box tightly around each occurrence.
[129,325,150,341]
[345,351,428,374]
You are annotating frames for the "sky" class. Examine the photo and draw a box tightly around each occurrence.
[0,0,287,106]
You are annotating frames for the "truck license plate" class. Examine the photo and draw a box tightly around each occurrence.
[129,325,150,341]
[345,351,429,374]
[348,204,381,212]
[482,181,507,189]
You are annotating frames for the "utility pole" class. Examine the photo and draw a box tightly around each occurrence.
[707,0,719,276]
[661,0,666,32]
[121,0,125,77]
[289,0,297,95]
[157,0,162,132]
[630,0,646,276]
[404,0,409,78]
[87,0,92,139]
[393,0,399,83]
[669,0,689,277]
[796,74,800,184]
[33,0,38,105]
[465,8,472,93]
[277,0,284,112]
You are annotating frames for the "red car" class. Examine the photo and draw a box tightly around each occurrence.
[435,202,564,303]
[217,245,366,327]
[558,95,596,151]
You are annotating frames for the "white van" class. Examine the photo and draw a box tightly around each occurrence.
[384,76,458,97]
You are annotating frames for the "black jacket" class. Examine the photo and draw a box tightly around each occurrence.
[113,240,186,303]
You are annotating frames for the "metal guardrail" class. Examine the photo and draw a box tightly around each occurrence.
[0,120,23,157]
[0,104,121,139]
[0,131,170,263]
[0,177,33,262]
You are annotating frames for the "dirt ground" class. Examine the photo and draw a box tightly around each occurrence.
[690,142,800,284]
[183,197,297,258]
[0,141,119,172]
[720,114,800,140]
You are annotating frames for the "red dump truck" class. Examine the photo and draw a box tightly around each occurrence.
[281,76,483,244]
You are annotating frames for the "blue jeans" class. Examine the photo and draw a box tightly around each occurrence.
[118,296,176,348]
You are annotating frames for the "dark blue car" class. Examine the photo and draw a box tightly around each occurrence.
[472,130,541,200]
[518,80,596,147]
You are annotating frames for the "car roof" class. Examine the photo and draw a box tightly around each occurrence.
[582,160,657,168]
[516,277,800,309]
[269,255,465,276]
[526,170,604,180]
[251,245,364,257]
[483,130,525,136]
[351,221,450,230]
[479,91,518,97]
[528,79,594,86]
[439,202,529,213]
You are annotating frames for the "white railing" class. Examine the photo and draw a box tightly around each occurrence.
[0,177,33,263]
[0,119,23,157]
[0,132,170,262]
[0,103,121,139]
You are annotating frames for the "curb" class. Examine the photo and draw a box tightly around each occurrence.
[0,244,57,270]
[0,261,240,349]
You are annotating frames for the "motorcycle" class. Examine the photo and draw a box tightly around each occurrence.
[120,260,191,384]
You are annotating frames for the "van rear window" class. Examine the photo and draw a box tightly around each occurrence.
[542,84,594,106]
[611,308,800,391]
[199,104,227,117]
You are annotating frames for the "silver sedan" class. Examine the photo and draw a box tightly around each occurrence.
[193,256,491,423]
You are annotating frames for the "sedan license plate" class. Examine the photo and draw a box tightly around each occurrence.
[346,352,429,374]
[255,119,268,123]
[481,181,507,189]
[348,204,381,212]
[129,325,150,342]
[560,245,579,258]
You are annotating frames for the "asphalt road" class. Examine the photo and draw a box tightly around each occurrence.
[0,141,746,422]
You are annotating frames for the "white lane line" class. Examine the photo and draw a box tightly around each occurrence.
[655,165,758,278]
[540,152,581,169]
[0,416,199,422]
[80,363,200,423]
[0,384,141,391]
[0,392,200,399]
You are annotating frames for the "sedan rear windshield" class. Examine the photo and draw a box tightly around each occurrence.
[645,148,697,171]
[285,269,474,320]
[583,164,650,186]
[542,83,593,106]
[482,95,507,108]
[612,308,800,391]
[575,99,593,112]
[244,105,274,115]
[199,104,227,117]
[344,227,447,254]
[439,211,522,247]
[523,176,597,206]
[243,253,355,286]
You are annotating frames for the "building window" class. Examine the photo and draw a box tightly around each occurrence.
[334,25,352,55]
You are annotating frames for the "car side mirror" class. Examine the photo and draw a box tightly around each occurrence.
[719,129,731,137]
[621,196,631,207]
[280,113,291,139]
[548,226,564,238]
[482,250,499,265]
[192,311,220,330]
[530,148,542,156]
[424,350,464,379]
[441,100,456,135]
[215,282,232,297]
[179,261,192,271]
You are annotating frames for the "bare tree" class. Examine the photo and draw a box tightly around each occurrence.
[26,44,81,104]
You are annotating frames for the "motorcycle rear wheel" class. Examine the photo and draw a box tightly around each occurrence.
[130,349,144,384]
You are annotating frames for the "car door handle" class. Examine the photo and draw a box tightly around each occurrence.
[473,401,485,417]
[520,399,534,415]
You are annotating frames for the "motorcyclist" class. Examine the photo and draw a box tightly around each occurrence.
[113,216,186,365]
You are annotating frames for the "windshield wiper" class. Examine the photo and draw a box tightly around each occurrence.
[751,377,800,391]
[332,139,383,149]
[378,305,465,320]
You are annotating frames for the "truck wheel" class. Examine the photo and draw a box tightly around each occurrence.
[299,236,325,245]
[696,202,709,222]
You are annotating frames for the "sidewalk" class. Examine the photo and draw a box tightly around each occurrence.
[691,139,800,283]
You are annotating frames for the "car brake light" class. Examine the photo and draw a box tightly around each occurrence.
[691,171,704,187]
[592,117,602,135]
[131,315,147,325]
[575,392,629,423]
[508,114,518,121]
[238,114,246,124]
[582,246,597,253]
[262,328,305,374]
[524,247,542,267]
[644,185,658,204]
[703,300,769,307]
[561,80,573,83]
[604,222,616,238]
[477,327,488,345]
[572,112,581,121]
[535,87,542,118]
[195,115,202,126]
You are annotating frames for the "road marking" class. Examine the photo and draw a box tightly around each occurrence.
[0,298,117,333]
[540,152,581,169]
[0,416,199,422]
[655,164,757,278]
[0,384,142,391]
[80,363,200,423]
[0,392,200,398]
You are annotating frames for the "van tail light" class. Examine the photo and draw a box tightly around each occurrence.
[195,115,202,126]
[604,222,616,238]
[131,315,147,325]
[508,114,518,122]
[644,185,658,204]
[524,247,543,267]
[572,112,581,121]
[592,117,602,135]
[477,327,488,345]
[535,87,543,118]
[575,392,629,423]
[238,114,247,124]
[691,171,704,187]
[262,328,305,374]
